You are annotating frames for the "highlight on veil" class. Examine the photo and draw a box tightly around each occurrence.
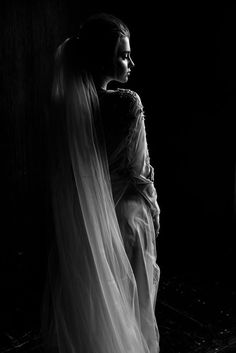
[52,36,82,101]
[51,34,101,159]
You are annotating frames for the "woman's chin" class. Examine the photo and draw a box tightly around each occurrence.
[114,76,129,84]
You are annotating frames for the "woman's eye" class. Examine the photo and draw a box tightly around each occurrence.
[122,53,130,60]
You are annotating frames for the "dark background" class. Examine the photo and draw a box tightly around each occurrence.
[0,0,235,350]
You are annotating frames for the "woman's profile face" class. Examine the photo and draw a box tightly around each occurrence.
[111,36,135,83]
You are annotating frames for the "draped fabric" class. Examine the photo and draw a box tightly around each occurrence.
[42,72,160,352]
[99,88,160,352]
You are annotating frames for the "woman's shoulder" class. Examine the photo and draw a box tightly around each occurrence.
[99,88,144,121]
[99,87,141,102]
[117,88,141,102]
[111,88,143,113]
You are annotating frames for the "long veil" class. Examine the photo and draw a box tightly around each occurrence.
[42,38,152,353]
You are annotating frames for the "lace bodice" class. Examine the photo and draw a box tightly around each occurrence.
[98,89,149,175]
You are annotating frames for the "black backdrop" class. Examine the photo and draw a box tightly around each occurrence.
[0,0,235,333]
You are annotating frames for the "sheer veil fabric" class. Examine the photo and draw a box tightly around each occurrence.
[42,39,159,353]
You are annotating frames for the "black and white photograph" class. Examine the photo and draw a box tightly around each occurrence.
[0,1,235,352]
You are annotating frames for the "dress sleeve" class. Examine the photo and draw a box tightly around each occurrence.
[123,90,153,179]
[122,89,160,236]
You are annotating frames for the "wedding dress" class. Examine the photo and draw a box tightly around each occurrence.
[42,76,160,353]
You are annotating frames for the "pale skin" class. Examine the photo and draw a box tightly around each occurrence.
[97,36,135,90]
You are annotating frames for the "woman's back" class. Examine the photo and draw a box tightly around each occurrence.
[98,88,136,157]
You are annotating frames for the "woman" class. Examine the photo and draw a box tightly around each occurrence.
[42,13,160,353]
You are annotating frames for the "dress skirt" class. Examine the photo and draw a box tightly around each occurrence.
[115,185,160,352]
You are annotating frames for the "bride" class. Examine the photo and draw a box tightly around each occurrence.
[42,12,160,353]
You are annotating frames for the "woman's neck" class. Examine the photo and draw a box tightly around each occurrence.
[93,74,110,91]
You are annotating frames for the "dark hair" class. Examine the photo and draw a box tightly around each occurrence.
[78,13,130,71]
[62,13,130,77]
[53,13,130,98]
